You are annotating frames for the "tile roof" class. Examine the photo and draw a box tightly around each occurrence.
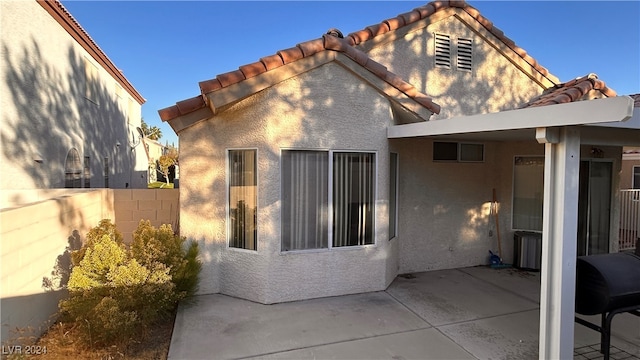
[37,0,145,104]
[520,74,617,108]
[159,32,441,122]
[343,0,553,80]
[158,0,609,125]
[630,94,640,108]
[163,0,548,123]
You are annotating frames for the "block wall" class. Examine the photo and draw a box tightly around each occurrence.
[0,188,179,344]
[113,189,179,242]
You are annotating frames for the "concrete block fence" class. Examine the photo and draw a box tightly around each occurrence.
[0,188,179,344]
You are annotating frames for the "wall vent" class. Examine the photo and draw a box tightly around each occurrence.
[434,33,451,69]
[457,38,473,72]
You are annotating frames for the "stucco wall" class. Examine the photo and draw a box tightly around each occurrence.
[1,189,114,344]
[621,156,640,189]
[390,139,542,272]
[180,62,398,303]
[0,1,146,190]
[363,10,548,120]
[0,188,179,344]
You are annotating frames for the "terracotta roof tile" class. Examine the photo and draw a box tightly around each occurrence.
[413,3,436,19]
[239,61,267,79]
[177,95,207,114]
[260,54,285,71]
[158,105,181,122]
[399,10,422,25]
[384,16,406,31]
[350,29,372,44]
[297,38,325,57]
[158,95,206,122]
[217,69,246,88]
[161,0,573,123]
[277,47,304,64]
[521,74,617,108]
[341,1,554,80]
[199,78,222,94]
[366,23,391,37]
[38,1,145,104]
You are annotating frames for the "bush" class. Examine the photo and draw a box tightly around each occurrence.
[131,220,201,298]
[59,219,200,347]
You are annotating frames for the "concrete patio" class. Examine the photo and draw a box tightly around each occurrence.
[169,266,640,359]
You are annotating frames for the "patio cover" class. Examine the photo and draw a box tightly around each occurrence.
[387,95,638,359]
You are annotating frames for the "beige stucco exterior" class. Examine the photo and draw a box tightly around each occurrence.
[362,9,555,120]
[0,1,146,190]
[171,8,632,305]
[180,63,398,303]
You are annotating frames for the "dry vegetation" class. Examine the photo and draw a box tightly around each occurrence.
[5,311,174,360]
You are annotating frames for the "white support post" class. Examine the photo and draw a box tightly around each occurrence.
[538,127,581,359]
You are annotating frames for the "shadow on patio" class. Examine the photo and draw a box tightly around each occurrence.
[168,267,640,360]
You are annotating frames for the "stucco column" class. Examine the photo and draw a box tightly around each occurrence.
[538,126,580,359]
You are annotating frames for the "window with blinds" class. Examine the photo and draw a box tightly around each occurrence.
[281,150,376,251]
[228,149,258,250]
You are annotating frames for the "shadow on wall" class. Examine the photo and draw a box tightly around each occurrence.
[378,16,542,119]
[1,230,81,345]
[1,37,137,189]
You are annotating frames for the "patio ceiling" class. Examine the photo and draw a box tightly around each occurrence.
[388,96,638,145]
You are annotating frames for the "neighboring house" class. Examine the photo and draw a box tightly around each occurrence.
[621,96,640,189]
[159,1,639,357]
[1,0,147,193]
[622,147,640,190]
[142,137,166,183]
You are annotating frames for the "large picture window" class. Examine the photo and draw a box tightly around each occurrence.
[281,150,376,251]
[281,151,328,251]
[512,156,544,231]
[228,149,257,250]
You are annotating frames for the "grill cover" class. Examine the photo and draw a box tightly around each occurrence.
[575,252,640,315]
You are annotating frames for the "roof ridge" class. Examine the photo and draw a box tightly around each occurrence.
[520,73,617,108]
[37,0,145,104]
[344,0,554,81]
[159,30,441,122]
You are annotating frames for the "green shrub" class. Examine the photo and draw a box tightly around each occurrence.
[71,219,123,267]
[58,219,200,347]
[131,220,201,298]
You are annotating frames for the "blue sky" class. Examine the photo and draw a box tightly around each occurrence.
[61,1,640,147]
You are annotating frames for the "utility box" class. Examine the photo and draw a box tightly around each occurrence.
[514,231,542,271]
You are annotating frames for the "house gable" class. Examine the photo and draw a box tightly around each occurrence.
[162,0,621,131]
[351,5,562,120]
[159,34,441,133]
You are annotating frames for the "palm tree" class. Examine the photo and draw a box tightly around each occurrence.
[141,118,162,140]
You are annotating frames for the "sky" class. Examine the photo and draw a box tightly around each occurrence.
[61,1,640,147]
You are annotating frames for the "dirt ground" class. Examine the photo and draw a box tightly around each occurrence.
[5,311,175,360]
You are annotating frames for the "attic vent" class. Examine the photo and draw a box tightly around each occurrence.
[457,38,473,72]
[434,33,451,69]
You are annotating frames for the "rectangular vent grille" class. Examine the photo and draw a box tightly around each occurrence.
[457,38,473,72]
[435,33,451,69]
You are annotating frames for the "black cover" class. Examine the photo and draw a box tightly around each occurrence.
[575,252,640,315]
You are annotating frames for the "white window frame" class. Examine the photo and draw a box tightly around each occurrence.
[511,155,545,232]
[226,148,259,252]
[633,165,640,189]
[433,141,484,162]
[279,148,378,253]
[389,152,399,240]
